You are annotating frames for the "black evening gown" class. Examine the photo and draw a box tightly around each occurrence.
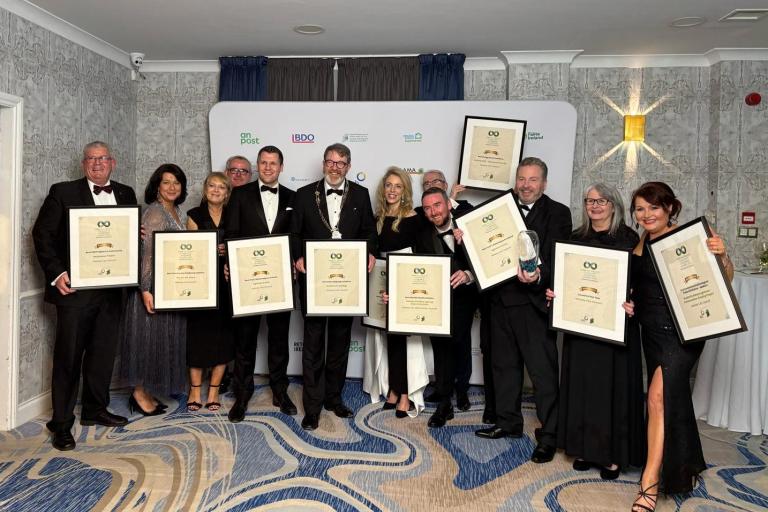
[185,206,234,368]
[632,239,706,494]
[377,215,422,395]
[557,225,646,469]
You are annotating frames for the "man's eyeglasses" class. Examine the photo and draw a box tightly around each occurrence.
[83,156,113,164]
[227,168,251,176]
[324,159,349,169]
[584,198,610,206]
[423,178,446,188]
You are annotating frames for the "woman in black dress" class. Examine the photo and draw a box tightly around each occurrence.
[629,182,733,511]
[554,183,645,480]
[370,167,424,417]
[185,172,235,411]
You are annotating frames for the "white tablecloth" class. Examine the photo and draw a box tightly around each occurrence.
[692,272,768,435]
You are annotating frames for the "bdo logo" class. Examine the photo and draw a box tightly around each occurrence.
[240,132,260,145]
[97,220,111,228]
[291,133,315,144]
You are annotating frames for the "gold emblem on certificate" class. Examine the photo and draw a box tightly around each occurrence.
[68,205,140,289]
[649,217,746,343]
[458,116,527,192]
[387,253,452,337]
[153,230,218,310]
[305,240,368,316]
[551,241,630,345]
[227,235,294,317]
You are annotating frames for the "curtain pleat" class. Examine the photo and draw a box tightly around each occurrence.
[218,56,268,101]
[337,57,419,101]
[267,58,335,101]
[418,54,465,100]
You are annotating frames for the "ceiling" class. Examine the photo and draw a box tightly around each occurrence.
[20,0,768,61]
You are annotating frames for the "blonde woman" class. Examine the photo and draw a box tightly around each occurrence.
[185,172,234,412]
[363,167,428,417]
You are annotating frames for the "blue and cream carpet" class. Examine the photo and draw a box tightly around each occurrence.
[0,378,766,511]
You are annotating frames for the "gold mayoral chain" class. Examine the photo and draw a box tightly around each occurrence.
[314,180,349,239]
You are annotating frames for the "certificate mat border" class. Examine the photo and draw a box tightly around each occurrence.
[386,253,452,337]
[226,234,295,318]
[67,205,141,289]
[455,191,528,291]
[361,258,388,330]
[549,240,631,345]
[153,230,219,311]
[457,115,527,193]
[305,239,369,317]
[648,216,747,344]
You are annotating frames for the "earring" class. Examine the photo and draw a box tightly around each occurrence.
[667,219,673,227]
[635,222,639,229]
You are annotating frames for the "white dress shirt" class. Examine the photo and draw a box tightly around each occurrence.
[259,180,279,232]
[324,179,346,231]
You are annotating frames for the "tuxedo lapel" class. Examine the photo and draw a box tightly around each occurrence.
[77,179,96,206]
[251,187,269,232]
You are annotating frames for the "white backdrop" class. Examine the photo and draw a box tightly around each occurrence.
[209,101,577,384]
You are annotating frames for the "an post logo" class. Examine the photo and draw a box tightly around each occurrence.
[240,132,260,145]
[291,133,315,144]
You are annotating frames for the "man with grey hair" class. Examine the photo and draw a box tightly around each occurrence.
[475,156,572,465]
[33,141,136,450]
[225,155,253,188]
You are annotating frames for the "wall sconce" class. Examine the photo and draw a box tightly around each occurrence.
[624,115,645,142]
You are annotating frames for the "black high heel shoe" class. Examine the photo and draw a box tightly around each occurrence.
[128,394,163,416]
[395,400,415,418]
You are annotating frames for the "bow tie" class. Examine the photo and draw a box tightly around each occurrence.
[439,231,454,238]
[93,184,113,195]
[327,188,343,197]
[519,203,531,211]
[261,185,277,194]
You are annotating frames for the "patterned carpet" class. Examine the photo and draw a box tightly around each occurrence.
[0,378,766,511]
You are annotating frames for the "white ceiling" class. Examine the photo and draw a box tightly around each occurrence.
[14,0,768,61]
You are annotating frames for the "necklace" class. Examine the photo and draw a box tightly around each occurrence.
[315,180,349,239]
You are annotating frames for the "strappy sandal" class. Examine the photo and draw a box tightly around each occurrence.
[631,481,658,512]
[187,384,202,412]
[205,384,221,412]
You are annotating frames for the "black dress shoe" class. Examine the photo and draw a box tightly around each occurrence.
[531,443,556,463]
[228,401,246,423]
[600,465,620,480]
[324,403,353,418]
[51,430,76,451]
[475,425,523,439]
[482,409,497,424]
[427,403,454,428]
[456,391,471,411]
[572,458,591,471]
[423,390,443,403]
[272,393,298,416]
[301,413,319,430]
[80,410,128,427]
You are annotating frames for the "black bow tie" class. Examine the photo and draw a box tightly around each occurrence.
[93,184,113,195]
[327,188,343,196]
[519,203,531,211]
[261,185,277,194]
[440,231,454,238]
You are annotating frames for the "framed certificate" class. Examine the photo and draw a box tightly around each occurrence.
[227,234,294,318]
[153,230,218,311]
[550,241,631,345]
[362,258,387,330]
[387,253,452,337]
[67,205,140,289]
[648,217,747,344]
[305,239,368,316]
[455,191,528,290]
[457,115,527,192]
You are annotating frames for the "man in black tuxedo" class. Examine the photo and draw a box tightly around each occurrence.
[414,169,476,412]
[414,188,479,428]
[475,157,572,464]
[292,143,377,431]
[32,141,135,450]
[224,146,297,421]
[224,155,253,188]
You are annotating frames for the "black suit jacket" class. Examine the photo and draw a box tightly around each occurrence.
[291,179,377,257]
[492,191,572,312]
[32,177,138,306]
[224,181,295,242]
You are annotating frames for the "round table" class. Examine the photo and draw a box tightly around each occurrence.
[692,272,768,435]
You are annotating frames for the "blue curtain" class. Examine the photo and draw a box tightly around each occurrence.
[418,54,465,100]
[218,56,268,101]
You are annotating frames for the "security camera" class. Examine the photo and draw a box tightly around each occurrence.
[130,52,144,68]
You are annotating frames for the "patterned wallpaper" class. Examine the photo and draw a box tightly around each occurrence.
[0,6,137,404]
[3,2,766,408]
